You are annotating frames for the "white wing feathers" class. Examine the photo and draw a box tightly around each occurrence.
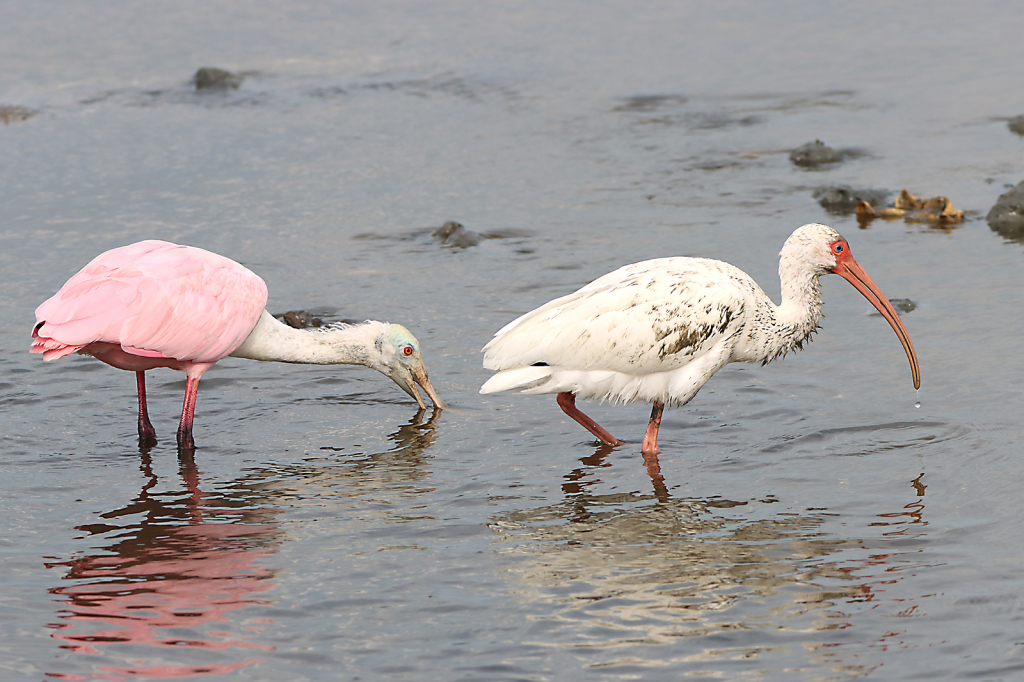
[480,257,757,404]
[483,258,749,375]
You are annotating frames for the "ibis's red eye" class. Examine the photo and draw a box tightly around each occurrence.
[403,346,414,356]
[832,242,845,254]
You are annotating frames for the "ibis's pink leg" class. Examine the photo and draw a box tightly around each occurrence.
[641,401,664,455]
[135,371,157,445]
[176,377,200,450]
[556,392,626,447]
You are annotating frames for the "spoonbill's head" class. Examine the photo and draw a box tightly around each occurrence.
[782,223,921,390]
[379,324,446,410]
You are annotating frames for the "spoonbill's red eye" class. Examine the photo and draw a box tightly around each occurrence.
[403,345,414,356]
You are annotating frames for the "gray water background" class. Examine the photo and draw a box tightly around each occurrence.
[2,1,1024,679]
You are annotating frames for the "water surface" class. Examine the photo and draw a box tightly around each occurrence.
[2,1,1024,679]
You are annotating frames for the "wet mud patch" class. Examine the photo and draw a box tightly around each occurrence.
[355,72,518,102]
[726,89,864,113]
[612,92,764,129]
[632,110,762,130]
[0,105,37,124]
[612,94,689,112]
[353,221,532,250]
[79,75,270,109]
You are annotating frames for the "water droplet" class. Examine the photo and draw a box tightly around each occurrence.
[915,401,921,409]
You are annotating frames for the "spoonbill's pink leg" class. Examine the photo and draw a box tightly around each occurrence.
[176,377,200,450]
[556,392,626,447]
[641,401,664,455]
[135,371,158,445]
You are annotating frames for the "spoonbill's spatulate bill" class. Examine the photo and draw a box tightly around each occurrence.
[480,223,920,454]
[31,240,444,449]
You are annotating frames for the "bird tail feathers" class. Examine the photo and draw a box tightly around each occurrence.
[29,335,82,361]
[480,366,553,394]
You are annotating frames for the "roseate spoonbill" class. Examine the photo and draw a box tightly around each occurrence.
[31,240,444,449]
[480,223,920,454]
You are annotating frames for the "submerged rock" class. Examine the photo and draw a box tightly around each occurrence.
[193,67,243,90]
[612,94,688,112]
[987,180,1024,240]
[432,221,481,248]
[0,105,36,124]
[813,186,889,214]
[888,299,917,314]
[278,310,324,329]
[790,140,843,167]
[1008,116,1024,136]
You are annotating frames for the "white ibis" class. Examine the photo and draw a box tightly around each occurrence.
[480,223,920,454]
[31,240,444,449]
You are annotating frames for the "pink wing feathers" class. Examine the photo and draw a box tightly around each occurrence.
[32,240,269,364]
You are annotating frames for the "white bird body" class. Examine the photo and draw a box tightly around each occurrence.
[481,224,920,454]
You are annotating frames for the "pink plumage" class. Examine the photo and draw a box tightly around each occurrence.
[31,240,444,450]
[32,240,269,449]
[33,240,267,364]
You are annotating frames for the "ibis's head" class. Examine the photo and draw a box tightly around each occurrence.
[783,223,921,390]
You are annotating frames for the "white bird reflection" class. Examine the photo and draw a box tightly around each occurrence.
[489,450,932,673]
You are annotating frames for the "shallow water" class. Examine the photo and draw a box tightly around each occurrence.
[3,1,1024,680]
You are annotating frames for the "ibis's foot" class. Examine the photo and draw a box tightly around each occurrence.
[641,449,662,477]
[642,450,670,502]
[641,401,664,455]
[557,392,627,447]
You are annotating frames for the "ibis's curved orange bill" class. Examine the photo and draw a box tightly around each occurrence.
[833,255,921,390]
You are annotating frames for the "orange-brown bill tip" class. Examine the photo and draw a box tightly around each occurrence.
[414,366,446,409]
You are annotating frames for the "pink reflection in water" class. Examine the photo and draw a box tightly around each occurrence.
[45,451,282,679]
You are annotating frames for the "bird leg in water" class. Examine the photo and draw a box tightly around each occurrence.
[135,371,157,446]
[641,401,664,455]
[556,392,626,447]
[176,377,200,451]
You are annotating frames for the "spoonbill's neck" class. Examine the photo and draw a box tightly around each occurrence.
[230,311,389,370]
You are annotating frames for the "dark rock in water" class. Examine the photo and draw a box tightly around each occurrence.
[790,140,843,167]
[278,310,324,329]
[987,179,1024,240]
[1008,116,1024,136]
[193,67,243,90]
[813,186,889,215]
[888,299,916,314]
[612,94,688,112]
[0,105,36,124]
[432,221,481,248]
